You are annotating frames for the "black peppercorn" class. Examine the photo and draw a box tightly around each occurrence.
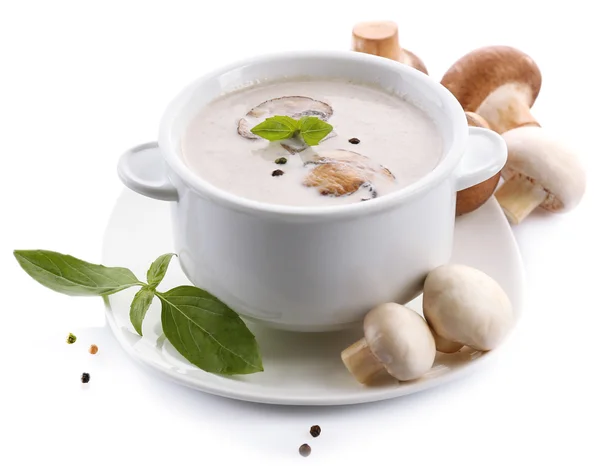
[66,333,77,344]
[272,169,284,177]
[274,157,288,165]
[299,443,311,457]
[309,425,321,437]
[81,372,90,384]
[349,137,360,144]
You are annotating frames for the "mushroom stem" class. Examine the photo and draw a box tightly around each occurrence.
[476,84,540,134]
[352,21,400,61]
[465,111,490,129]
[351,21,428,74]
[495,175,548,224]
[341,338,385,384]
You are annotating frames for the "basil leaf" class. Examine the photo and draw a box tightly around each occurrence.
[250,116,298,141]
[158,286,263,375]
[130,286,155,336]
[146,253,176,288]
[14,250,141,296]
[272,115,299,128]
[299,116,333,146]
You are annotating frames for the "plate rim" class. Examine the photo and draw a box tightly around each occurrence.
[103,191,525,406]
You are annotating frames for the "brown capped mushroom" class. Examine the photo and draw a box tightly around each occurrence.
[237,96,333,139]
[304,149,394,199]
[456,112,502,216]
[494,126,586,224]
[423,265,514,352]
[352,21,428,74]
[341,303,436,384]
[441,46,541,134]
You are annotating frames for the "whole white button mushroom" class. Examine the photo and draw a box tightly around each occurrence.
[440,46,586,224]
[341,303,436,384]
[494,126,586,224]
[423,265,514,352]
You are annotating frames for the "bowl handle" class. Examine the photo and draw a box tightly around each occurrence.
[455,127,507,191]
[117,142,179,201]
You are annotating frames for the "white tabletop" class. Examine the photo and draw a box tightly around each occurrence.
[2,1,599,467]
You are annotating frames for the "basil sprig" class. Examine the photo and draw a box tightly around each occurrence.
[251,115,333,146]
[14,250,263,375]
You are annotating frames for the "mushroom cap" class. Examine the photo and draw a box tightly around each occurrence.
[400,49,428,75]
[441,46,541,112]
[364,303,436,381]
[456,112,501,216]
[423,264,514,351]
[304,149,394,198]
[237,96,333,139]
[501,126,586,212]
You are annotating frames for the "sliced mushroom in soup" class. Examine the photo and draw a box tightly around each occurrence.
[237,96,333,139]
[304,150,395,200]
[181,78,442,206]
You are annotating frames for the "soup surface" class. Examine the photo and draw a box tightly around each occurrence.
[181,78,442,206]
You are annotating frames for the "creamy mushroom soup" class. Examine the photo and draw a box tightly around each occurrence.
[181,78,442,206]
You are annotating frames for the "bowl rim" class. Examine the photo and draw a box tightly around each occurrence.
[158,50,468,220]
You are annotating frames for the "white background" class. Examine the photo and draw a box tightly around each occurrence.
[2,1,599,467]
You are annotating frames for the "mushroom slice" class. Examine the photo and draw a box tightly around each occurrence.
[237,96,333,139]
[303,150,394,198]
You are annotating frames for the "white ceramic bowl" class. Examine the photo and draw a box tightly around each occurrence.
[118,51,507,332]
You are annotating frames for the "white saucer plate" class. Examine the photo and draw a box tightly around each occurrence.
[103,190,524,405]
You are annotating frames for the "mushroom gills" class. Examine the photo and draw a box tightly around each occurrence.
[237,96,333,139]
[303,149,395,199]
